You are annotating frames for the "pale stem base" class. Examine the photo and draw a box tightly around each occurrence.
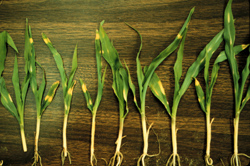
[90,114,97,166]
[32,117,42,166]
[61,114,71,165]
[20,123,27,152]
[166,118,180,166]
[205,114,214,166]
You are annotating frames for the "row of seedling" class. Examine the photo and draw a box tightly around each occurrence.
[0,0,249,165]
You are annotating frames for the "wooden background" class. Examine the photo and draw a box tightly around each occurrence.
[0,0,249,165]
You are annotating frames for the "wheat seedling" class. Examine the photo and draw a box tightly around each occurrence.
[224,0,250,165]
[42,33,77,165]
[79,30,106,166]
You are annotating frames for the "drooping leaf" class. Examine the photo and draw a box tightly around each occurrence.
[98,21,122,71]
[42,33,68,97]
[0,78,20,123]
[41,81,60,114]
[148,70,171,116]
[125,23,144,95]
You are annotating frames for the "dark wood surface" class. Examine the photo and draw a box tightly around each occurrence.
[0,0,250,165]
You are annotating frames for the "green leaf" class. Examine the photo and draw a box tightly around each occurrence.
[224,0,239,109]
[65,80,76,115]
[142,7,194,93]
[0,31,18,76]
[92,30,106,112]
[80,79,93,112]
[42,33,68,97]
[6,32,18,53]
[12,55,22,112]
[173,29,187,99]
[0,78,20,123]
[148,70,171,116]
[124,62,140,111]
[98,21,123,71]
[67,45,78,90]
[125,23,144,95]
[119,67,129,118]
[178,29,224,98]
[41,81,60,114]
[194,78,206,113]
[238,54,250,106]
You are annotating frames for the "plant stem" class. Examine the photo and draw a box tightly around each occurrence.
[234,114,240,165]
[171,117,177,165]
[63,114,68,158]
[141,113,148,156]
[90,112,97,166]
[115,118,124,154]
[206,112,211,157]
[34,116,41,159]
[20,122,27,152]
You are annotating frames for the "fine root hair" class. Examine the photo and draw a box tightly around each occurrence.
[108,151,124,166]
[61,150,71,165]
[166,153,181,166]
[32,152,42,166]
[230,153,250,166]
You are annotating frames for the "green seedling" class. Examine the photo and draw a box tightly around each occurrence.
[124,8,194,166]
[224,0,250,165]
[23,20,60,166]
[42,33,77,165]
[194,44,248,166]
[148,28,225,165]
[98,21,130,166]
[79,30,106,166]
[0,31,30,152]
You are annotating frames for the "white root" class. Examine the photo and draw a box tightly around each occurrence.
[137,122,160,166]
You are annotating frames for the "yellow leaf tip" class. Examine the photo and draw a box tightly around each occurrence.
[82,83,87,93]
[195,78,199,86]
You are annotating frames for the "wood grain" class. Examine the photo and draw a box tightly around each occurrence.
[0,0,249,165]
